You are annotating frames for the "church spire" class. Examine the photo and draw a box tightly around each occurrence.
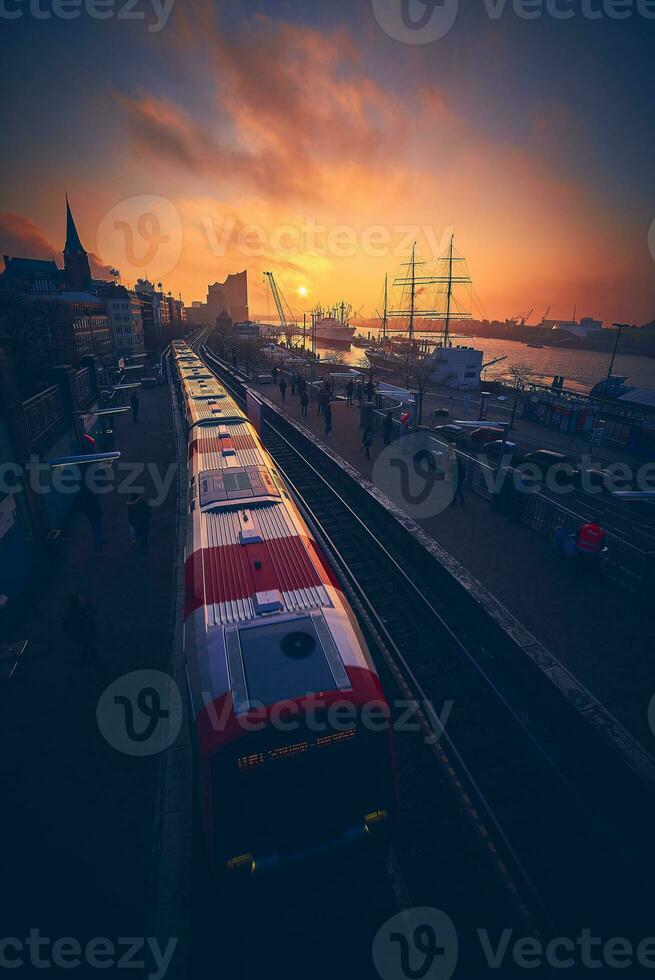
[65,193,84,254]
[63,194,92,291]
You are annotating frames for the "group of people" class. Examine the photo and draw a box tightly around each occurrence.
[274,369,336,434]
[272,365,399,454]
[77,487,152,552]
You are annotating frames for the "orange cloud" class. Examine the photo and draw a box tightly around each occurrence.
[1,211,114,282]
[0,212,56,260]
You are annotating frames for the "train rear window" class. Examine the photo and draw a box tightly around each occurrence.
[224,471,252,493]
[239,617,338,705]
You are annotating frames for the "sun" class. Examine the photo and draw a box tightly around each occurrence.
[297,286,308,298]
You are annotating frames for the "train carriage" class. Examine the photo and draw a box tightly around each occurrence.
[171,341,395,876]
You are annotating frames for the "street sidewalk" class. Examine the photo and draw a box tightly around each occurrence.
[254,378,655,754]
[1,383,180,948]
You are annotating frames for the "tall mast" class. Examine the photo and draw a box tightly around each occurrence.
[408,242,416,342]
[444,234,454,348]
[382,273,388,348]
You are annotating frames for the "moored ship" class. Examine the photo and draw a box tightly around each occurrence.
[313,302,356,348]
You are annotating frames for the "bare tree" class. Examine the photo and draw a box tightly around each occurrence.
[235,337,264,378]
[408,360,432,425]
[507,361,534,429]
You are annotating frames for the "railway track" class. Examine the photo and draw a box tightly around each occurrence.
[197,343,655,974]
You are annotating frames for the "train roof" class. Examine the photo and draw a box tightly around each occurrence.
[173,341,379,729]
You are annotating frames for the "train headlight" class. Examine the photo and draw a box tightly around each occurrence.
[226,853,255,873]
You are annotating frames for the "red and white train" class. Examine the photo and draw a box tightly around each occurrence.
[171,341,395,876]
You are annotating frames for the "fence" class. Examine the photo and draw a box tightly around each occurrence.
[458,450,652,595]
[71,367,94,408]
[22,386,65,444]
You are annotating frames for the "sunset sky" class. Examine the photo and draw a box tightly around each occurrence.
[1,0,654,325]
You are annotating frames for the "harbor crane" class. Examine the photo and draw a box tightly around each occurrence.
[263,271,299,345]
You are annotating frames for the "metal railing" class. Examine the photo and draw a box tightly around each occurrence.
[23,386,65,443]
[71,367,93,408]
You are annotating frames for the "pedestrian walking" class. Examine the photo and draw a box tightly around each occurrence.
[77,487,105,550]
[317,389,325,416]
[130,391,140,423]
[362,425,374,461]
[127,493,152,550]
[346,379,354,406]
[279,378,287,402]
[63,592,101,666]
[272,365,278,384]
[452,458,466,507]
[300,390,309,417]
[324,402,333,437]
[383,410,393,445]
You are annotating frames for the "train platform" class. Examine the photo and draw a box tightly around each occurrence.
[251,377,655,756]
[0,382,185,957]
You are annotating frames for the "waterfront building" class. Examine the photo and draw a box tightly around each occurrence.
[98,283,145,355]
[545,317,603,338]
[206,270,249,324]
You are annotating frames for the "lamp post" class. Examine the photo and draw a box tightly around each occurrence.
[606,323,628,388]
[594,322,628,451]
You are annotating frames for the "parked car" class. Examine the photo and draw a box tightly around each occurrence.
[569,466,612,494]
[433,423,466,440]
[483,439,521,460]
[521,449,569,467]
[469,426,505,446]
[431,408,450,419]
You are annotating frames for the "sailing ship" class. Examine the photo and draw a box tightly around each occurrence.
[365,237,484,388]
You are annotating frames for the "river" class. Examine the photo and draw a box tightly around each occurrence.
[320,334,655,392]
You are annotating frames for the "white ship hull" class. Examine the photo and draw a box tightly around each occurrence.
[315,323,356,347]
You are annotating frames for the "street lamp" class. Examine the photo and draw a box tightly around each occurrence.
[607,323,628,387]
